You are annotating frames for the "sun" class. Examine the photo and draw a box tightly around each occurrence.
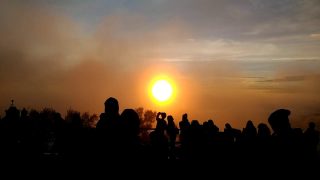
[152,79,173,102]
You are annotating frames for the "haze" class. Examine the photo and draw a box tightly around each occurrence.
[1,0,320,129]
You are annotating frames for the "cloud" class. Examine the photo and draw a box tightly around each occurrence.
[1,1,320,130]
[0,1,192,115]
[310,33,320,40]
[256,75,305,83]
[243,1,320,37]
[170,60,320,128]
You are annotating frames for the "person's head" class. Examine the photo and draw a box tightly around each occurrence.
[191,120,200,127]
[161,112,167,119]
[21,108,28,118]
[308,122,316,129]
[182,113,188,120]
[104,97,119,115]
[121,109,140,136]
[246,120,254,129]
[167,115,174,122]
[203,121,208,128]
[268,109,291,135]
[225,123,232,129]
[258,123,271,137]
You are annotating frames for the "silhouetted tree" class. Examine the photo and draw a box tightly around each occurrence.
[81,112,99,128]
[135,107,157,142]
[65,109,82,128]
[135,107,157,129]
[135,107,144,122]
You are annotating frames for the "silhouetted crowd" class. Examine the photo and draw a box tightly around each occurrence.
[0,97,319,164]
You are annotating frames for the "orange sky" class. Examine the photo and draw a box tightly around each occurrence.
[1,1,320,129]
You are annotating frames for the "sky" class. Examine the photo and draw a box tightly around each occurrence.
[1,0,320,129]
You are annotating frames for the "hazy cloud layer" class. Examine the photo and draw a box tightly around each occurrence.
[1,1,320,129]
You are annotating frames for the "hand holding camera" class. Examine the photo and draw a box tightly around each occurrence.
[157,112,167,120]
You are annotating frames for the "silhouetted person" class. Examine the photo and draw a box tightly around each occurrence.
[256,123,272,161]
[268,109,292,136]
[187,120,205,160]
[257,123,271,138]
[224,123,241,143]
[149,112,168,160]
[178,113,191,159]
[293,127,305,159]
[2,96,320,165]
[20,108,28,120]
[179,113,190,131]
[96,97,123,160]
[120,109,144,160]
[207,120,219,135]
[179,113,190,145]
[96,97,121,130]
[268,109,301,162]
[156,112,167,130]
[240,120,258,161]
[304,122,319,161]
[222,123,241,160]
[166,115,179,159]
[122,109,140,141]
[242,120,257,139]
[0,101,21,159]
[167,116,178,147]
[201,119,220,160]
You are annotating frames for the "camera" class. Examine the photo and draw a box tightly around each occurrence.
[157,112,167,119]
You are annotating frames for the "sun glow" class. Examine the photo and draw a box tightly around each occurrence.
[151,79,173,102]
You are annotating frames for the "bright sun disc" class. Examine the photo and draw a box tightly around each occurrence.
[152,80,173,102]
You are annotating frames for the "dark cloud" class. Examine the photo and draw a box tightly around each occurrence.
[256,75,305,83]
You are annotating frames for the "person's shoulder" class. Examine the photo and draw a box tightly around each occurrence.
[96,113,106,126]
[100,112,106,117]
